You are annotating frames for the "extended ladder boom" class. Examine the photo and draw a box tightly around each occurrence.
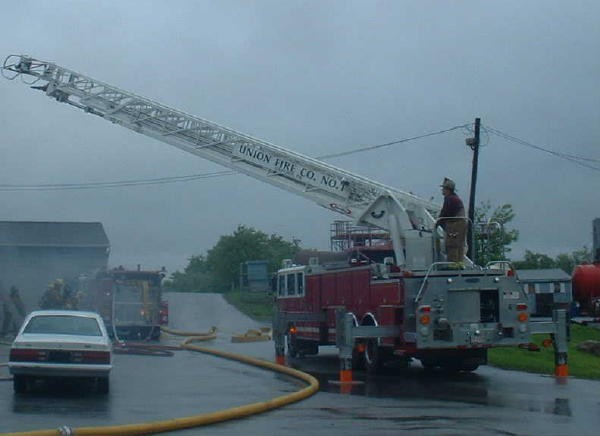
[3,55,443,268]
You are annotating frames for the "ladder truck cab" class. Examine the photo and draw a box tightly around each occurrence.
[2,55,568,375]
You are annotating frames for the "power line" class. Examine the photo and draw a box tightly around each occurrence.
[5,123,596,191]
[0,171,234,191]
[486,125,600,162]
[484,125,600,172]
[317,123,471,159]
[0,124,471,191]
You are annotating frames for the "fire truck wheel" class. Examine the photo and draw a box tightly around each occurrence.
[286,334,299,358]
[446,360,479,372]
[352,345,365,370]
[297,340,319,357]
[423,359,479,372]
[150,328,161,340]
[439,363,479,373]
[458,363,479,372]
[421,361,436,371]
[364,339,392,373]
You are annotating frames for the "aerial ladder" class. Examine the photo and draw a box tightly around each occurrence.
[2,55,442,271]
[2,55,569,378]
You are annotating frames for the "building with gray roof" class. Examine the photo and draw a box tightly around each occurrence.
[516,268,572,316]
[0,221,110,314]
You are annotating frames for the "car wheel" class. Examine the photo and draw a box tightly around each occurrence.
[13,375,29,394]
[97,377,109,394]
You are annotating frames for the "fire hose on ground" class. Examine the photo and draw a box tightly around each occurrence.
[110,327,219,357]
[2,326,320,436]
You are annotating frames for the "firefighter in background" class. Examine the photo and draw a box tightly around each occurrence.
[9,286,26,318]
[39,279,79,310]
[436,177,467,263]
[39,280,63,309]
[1,286,26,335]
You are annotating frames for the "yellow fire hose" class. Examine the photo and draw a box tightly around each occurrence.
[158,325,218,338]
[2,327,319,436]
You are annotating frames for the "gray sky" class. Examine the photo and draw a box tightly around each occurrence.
[1,1,599,274]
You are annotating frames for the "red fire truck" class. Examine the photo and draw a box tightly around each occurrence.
[275,239,534,373]
[3,55,569,376]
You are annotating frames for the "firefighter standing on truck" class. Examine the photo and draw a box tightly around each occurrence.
[436,177,467,263]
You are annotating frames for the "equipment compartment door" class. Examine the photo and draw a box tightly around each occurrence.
[447,290,480,323]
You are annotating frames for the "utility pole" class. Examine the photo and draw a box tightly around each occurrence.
[466,118,481,262]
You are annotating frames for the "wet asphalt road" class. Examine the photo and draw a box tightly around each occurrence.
[1,292,599,436]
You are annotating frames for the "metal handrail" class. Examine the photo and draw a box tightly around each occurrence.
[485,260,513,272]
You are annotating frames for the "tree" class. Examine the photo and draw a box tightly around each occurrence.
[166,225,300,292]
[512,247,592,273]
[205,225,271,291]
[473,202,519,265]
[167,255,213,291]
[512,250,556,270]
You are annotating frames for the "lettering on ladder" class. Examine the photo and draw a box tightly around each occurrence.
[234,144,349,195]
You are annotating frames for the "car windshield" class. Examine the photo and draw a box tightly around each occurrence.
[23,315,102,337]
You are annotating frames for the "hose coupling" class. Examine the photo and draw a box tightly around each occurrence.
[58,425,74,436]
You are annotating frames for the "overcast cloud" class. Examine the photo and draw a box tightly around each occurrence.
[1,1,599,273]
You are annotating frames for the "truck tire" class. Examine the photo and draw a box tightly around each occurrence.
[421,360,436,371]
[299,340,319,356]
[458,363,479,372]
[420,348,485,372]
[440,362,479,372]
[150,327,161,340]
[352,344,366,370]
[286,334,299,358]
[449,359,480,372]
[364,339,392,373]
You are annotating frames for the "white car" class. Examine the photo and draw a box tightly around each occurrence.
[8,310,112,394]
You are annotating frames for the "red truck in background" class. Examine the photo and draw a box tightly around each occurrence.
[79,267,167,340]
[572,262,600,317]
[571,220,600,317]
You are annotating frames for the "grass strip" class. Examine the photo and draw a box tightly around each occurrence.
[488,324,600,379]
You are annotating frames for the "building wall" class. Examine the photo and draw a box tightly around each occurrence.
[0,246,109,312]
[522,280,572,316]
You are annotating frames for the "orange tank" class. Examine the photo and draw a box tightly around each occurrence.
[572,263,600,315]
